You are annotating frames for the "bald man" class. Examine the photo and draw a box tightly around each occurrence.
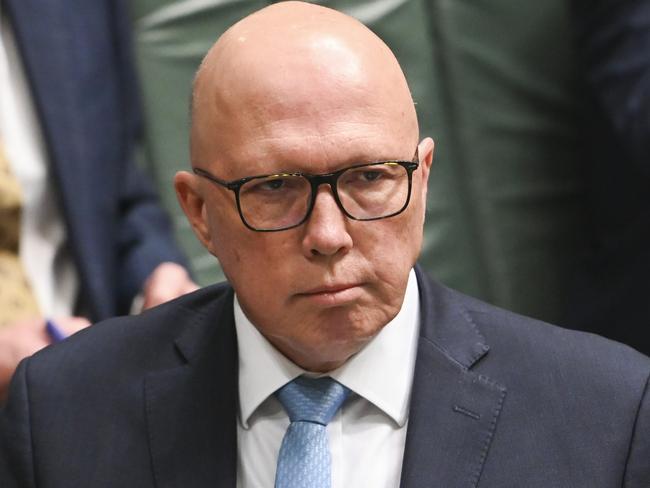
[1,3,649,487]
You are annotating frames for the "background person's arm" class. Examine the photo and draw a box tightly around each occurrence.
[109,0,195,312]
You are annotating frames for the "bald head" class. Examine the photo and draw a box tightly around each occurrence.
[190,1,418,169]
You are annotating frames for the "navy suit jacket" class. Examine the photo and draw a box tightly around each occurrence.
[1,266,649,487]
[4,0,186,319]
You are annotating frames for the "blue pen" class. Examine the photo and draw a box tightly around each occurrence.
[45,319,67,343]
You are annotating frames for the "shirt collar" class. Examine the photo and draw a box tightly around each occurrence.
[235,268,420,428]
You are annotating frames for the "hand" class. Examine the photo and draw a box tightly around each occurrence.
[0,316,90,402]
[141,262,198,310]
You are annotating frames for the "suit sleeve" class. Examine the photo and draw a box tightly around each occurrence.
[108,0,189,310]
[624,372,650,487]
[0,360,36,488]
[570,0,650,174]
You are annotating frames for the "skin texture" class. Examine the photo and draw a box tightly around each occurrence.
[175,1,434,372]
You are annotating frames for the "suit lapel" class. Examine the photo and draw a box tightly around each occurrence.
[144,289,238,488]
[400,268,507,488]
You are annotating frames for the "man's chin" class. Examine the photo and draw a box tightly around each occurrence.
[275,323,380,372]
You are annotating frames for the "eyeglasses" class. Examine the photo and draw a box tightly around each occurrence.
[193,149,420,232]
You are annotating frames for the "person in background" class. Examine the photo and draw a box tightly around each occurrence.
[564,0,650,355]
[1,3,648,486]
[0,0,196,400]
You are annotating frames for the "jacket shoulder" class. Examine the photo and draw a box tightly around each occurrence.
[417,267,650,391]
[25,282,234,382]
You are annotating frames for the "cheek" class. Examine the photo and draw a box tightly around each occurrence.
[357,207,423,312]
[203,203,251,282]
[366,210,423,270]
[214,228,297,299]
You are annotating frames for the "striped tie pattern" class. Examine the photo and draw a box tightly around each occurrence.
[274,376,350,488]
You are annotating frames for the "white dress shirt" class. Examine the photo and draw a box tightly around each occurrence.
[0,15,78,317]
[235,268,420,488]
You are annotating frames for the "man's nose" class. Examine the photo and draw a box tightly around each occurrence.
[301,186,353,258]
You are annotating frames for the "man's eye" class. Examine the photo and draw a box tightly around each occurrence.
[361,171,382,182]
[250,178,287,192]
[261,179,286,191]
[243,176,307,197]
[344,169,384,185]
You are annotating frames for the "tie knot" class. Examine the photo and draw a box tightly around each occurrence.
[275,376,350,426]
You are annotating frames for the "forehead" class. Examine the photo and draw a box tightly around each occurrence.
[209,85,414,178]
[225,119,410,178]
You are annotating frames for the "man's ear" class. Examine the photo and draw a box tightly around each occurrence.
[417,137,435,207]
[174,171,214,252]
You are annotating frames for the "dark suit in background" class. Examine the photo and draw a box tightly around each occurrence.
[1,266,648,487]
[3,0,186,319]
[565,0,650,355]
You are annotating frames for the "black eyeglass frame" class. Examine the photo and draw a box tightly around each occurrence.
[193,148,420,232]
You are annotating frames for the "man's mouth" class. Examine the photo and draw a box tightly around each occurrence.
[297,283,363,306]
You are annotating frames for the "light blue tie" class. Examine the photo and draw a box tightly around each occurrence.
[274,376,351,488]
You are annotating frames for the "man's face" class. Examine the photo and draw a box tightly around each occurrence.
[190,104,432,371]
[178,5,433,371]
